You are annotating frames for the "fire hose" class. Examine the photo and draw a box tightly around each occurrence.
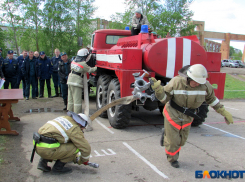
[89,70,155,122]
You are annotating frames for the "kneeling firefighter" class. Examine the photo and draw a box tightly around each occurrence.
[31,112,91,174]
[151,64,233,168]
[67,48,97,113]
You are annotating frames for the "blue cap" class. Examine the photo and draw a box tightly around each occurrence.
[60,52,67,56]
[140,25,149,33]
[40,51,45,56]
[125,26,130,30]
[8,50,13,54]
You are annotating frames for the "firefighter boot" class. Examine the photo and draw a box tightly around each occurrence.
[171,161,179,168]
[52,160,72,175]
[48,88,53,98]
[37,158,51,172]
[63,99,67,111]
[53,87,59,97]
[160,128,164,146]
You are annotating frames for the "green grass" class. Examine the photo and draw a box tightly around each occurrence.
[1,79,56,98]
[224,74,245,99]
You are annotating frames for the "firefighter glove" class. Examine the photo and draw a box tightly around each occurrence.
[150,77,165,101]
[216,107,233,125]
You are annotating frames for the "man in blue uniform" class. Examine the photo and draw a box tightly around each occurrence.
[2,50,19,89]
[0,48,4,66]
[17,50,28,96]
[34,51,40,97]
[38,51,53,98]
[51,48,62,97]
[0,51,4,79]
[58,52,71,110]
[22,51,39,100]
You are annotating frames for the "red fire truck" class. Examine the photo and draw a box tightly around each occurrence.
[87,29,225,129]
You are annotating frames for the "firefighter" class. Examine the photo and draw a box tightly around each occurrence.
[67,48,97,113]
[131,8,149,35]
[34,112,91,174]
[151,64,233,168]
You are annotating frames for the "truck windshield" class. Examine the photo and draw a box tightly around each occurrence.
[106,35,127,44]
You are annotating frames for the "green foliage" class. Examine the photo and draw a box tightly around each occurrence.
[110,0,196,38]
[1,0,96,57]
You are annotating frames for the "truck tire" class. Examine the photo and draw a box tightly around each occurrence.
[107,78,131,129]
[191,102,209,127]
[96,75,111,118]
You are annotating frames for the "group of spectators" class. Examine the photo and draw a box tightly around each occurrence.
[0,48,71,109]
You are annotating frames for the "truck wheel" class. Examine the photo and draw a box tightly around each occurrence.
[191,102,209,127]
[107,78,131,129]
[96,75,111,118]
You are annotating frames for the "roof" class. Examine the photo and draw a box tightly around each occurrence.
[94,29,132,36]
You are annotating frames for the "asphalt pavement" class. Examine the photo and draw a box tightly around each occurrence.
[20,99,245,182]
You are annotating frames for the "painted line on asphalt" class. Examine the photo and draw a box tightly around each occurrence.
[203,124,245,140]
[95,119,114,134]
[224,90,245,92]
[224,106,239,110]
[123,142,169,179]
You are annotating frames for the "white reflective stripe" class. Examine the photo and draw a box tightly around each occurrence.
[160,94,167,102]
[81,155,90,159]
[97,54,123,63]
[183,39,191,66]
[54,117,73,130]
[47,121,69,143]
[74,104,82,106]
[169,90,174,95]
[173,90,207,95]
[166,38,176,78]
[209,97,219,106]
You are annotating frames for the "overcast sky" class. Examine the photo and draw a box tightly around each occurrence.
[93,0,245,51]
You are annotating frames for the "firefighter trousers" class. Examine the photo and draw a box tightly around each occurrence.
[163,107,192,162]
[36,142,78,163]
[67,85,83,114]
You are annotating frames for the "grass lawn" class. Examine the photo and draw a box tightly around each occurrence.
[1,79,56,98]
[224,74,245,99]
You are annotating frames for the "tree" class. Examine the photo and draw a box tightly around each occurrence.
[110,0,196,38]
[21,0,44,52]
[0,0,24,55]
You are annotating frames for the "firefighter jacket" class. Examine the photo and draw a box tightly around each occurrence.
[2,58,19,79]
[157,76,223,123]
[58,59,71,84]
[67,61,97,88]
[132,14,149,26]
[38,116,91,163]
[38,56,53,80]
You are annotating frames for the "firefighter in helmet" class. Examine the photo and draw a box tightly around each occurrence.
[151,64,233,168]
[34,112,91,174]
[67,48,97,113]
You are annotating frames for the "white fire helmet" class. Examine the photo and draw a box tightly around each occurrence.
[77,48,89,57]
[187,64,207,84]
[77,113,89,127]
